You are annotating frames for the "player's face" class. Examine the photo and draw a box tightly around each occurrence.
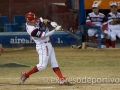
[27,21,36,26]
[92,7,99,14]
[110,6,118,14]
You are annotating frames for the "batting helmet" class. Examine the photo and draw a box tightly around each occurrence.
[25,12,39,22]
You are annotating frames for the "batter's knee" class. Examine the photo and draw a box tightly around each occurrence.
[37,64,47,71]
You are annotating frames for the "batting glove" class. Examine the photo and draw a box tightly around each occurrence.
[55,25,62,31]
[51,22,58,28]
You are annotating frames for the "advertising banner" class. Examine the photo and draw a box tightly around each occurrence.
[85,0,120,9]
[69,0,120,10]
[0,32,82,47]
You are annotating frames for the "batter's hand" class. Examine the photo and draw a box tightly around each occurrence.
[55,25,62,31]
[43,19,49,24]
[51,22,58,27]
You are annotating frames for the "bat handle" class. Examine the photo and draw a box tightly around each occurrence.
[47,20,51,24]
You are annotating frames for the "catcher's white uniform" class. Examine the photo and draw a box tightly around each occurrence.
[26,18,59,71]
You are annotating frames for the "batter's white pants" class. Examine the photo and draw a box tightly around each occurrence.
[36,42,58,71]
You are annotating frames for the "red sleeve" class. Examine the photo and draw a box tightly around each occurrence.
[102,24,108,31]
[86,21,95,26]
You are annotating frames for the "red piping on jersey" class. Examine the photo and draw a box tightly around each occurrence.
[39,30,45,37]
[39,45,44,69]
[46,46,48,56]
[102,24,108,31]
[31,28,39,36]
[39,31,43,37]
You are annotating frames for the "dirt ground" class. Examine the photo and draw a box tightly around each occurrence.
[0,47,120,90]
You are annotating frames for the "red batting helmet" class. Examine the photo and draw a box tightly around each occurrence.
[25,12,39,22]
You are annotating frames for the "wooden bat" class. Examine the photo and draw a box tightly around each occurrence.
[49,21,81,40]
[61,29,81,40]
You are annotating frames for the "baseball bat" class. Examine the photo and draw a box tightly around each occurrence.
[49,21,81,40]
[61,29,81,40]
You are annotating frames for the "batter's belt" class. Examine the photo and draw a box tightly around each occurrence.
[44,40,50,43]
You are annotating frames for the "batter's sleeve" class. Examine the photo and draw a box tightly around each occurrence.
[31,29,45,37]
[41,30,56,39]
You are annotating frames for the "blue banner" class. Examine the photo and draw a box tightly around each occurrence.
[0,32,82,47]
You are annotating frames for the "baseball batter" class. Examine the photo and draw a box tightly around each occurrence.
[105,2,120,48]
[19,12,69,85]
[86,4,106,48]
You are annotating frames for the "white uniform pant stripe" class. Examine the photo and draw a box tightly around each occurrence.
[36,43,58,71]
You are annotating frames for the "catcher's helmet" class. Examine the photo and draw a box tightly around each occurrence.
[25,12,39,22]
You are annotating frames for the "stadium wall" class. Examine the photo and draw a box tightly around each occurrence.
[0,32,82,47]
[0,0,66,18]
[0,0,76,30]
